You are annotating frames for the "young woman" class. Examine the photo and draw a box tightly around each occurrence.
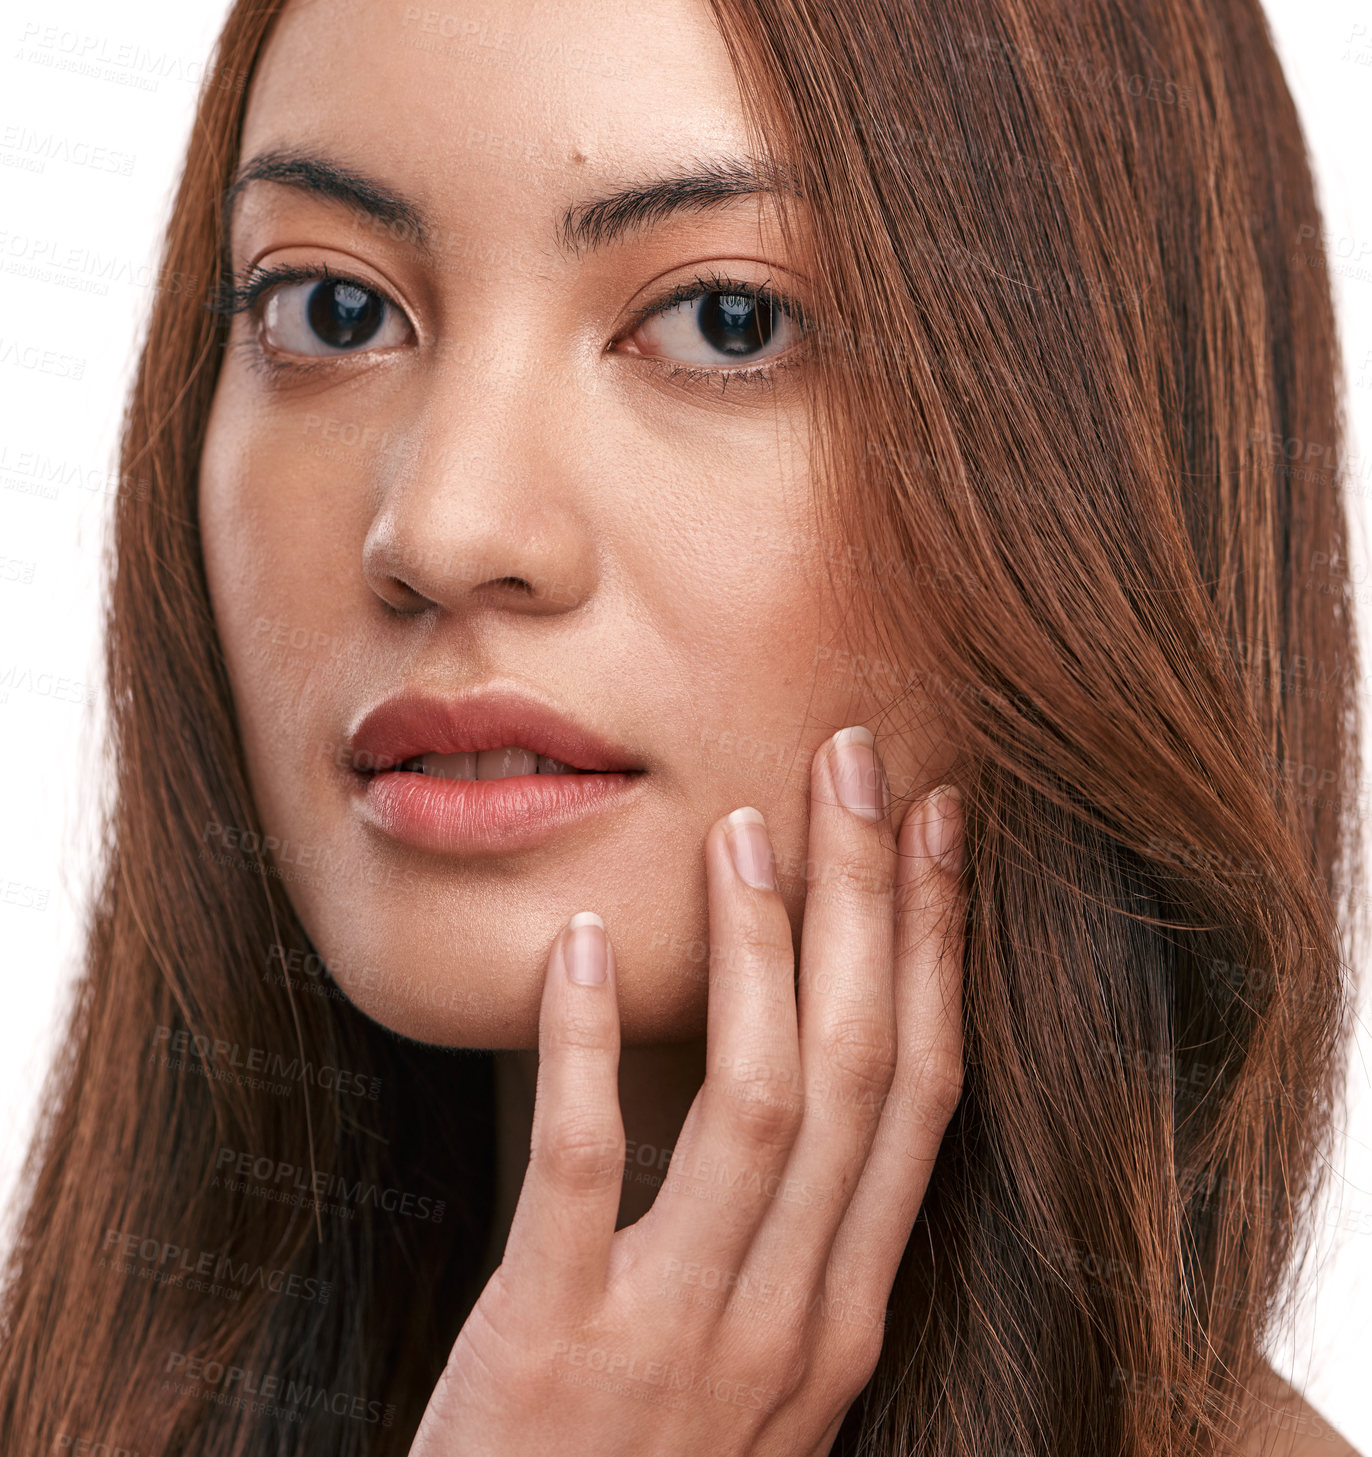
[0,0,1363,1452]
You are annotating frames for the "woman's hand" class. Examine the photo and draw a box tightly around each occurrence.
[407,726,966,1457]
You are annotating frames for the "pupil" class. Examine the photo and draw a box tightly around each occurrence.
[307,280,383,348]
[700,292,775,356]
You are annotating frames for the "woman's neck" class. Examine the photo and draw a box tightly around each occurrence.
[476,1035,709,1288]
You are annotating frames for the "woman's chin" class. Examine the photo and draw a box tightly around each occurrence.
[319,939,710,1051]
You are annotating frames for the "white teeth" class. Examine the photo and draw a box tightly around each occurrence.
[477,746,538,780]
[536,754,577,775]
[421,751,478,779]
[405,747,581,779]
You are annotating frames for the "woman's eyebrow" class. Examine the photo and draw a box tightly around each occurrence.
[222,146,798,258]
[223,149,428,248]
[557,155,799,255]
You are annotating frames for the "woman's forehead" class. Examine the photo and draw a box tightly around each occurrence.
[240,0,754,209]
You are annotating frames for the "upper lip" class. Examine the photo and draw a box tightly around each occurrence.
[346,687,644,774]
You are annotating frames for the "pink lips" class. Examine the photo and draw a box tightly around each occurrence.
[345,687,646,854]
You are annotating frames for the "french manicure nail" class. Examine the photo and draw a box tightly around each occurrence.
[725,807,777,890]
[828,726,886,819]
[918,787,964,874]
[565,911,607,984]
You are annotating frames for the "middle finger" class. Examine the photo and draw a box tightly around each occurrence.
[737,725,899,1302]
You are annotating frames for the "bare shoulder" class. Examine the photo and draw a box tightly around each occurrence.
[1239,1360,1365,1457]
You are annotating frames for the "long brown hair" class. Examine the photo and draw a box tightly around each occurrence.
[0,1,1360,1453]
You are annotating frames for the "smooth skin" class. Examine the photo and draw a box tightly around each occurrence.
[409,739,966,1455]
[198,0,948,1053]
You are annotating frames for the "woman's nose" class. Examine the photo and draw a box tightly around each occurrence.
[360,372,598,621]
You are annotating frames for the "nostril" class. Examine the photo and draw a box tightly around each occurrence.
[488,576,533,593]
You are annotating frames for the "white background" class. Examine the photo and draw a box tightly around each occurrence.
[1,1,1369,1442]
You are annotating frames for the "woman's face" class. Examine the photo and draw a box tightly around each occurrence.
[199,0,941,1048]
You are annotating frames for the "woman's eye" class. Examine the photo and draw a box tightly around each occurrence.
[627,288,801,369]
[259,277,411,356]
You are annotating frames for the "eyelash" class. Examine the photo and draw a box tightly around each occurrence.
[209,261,809,393]
[621,268,808,393]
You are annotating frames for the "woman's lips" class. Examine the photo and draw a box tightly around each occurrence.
[344,687,647,854]
[355,763,646,855]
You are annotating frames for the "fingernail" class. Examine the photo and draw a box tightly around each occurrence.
[828,726,886,820]
[916,787,964,875]
[725,807,777,890]
[564,911,607,984]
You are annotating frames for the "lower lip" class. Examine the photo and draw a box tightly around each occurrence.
[354,768,645,855]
